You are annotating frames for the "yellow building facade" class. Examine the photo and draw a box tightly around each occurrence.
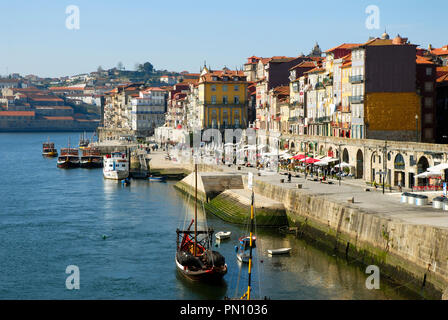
[197,67,248,129]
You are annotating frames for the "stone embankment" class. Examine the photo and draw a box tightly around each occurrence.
[130,151,448,298]
[174,172,288,226]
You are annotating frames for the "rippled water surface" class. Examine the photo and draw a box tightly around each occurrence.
[0,132,418,299]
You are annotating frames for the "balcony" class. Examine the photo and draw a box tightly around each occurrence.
[349,95,364,104]
[323,77,333,87]
[349,75,364,84]
[315,82,324,90]
[316,116,331,123]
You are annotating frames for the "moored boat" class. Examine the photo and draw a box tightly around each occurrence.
[148,175,166,182]
[42,139,58,157]
[175,163,227,282]
[267,248,291,255]
[78,132,90,149]
[215,231,231,240]
[103,152,129,180]
[57,148,80,168]
[80,147,103,168]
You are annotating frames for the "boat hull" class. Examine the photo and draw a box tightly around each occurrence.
[148,176,166,182]
[175,256,227,282]
[267,248,291,255]
[215,232,231,240]
[103,170,129,180]
[80,157,103,168]
[57,158,80,168]
[43,152,58,157]
[236,252,250,263]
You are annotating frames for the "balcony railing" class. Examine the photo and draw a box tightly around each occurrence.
[316,116,331,123]
[349,95,364,104]
[349,75,364,84]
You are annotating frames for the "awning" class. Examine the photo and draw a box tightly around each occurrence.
[415,171,442,178]
[334,162,351,168]
[428,163,448,172]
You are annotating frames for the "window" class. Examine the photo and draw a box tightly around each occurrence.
[234,96,239,104]
[222,85,228,92]
[424,128,433,139]
[234,85,239,91]
[424,113,433,124]
[222,96,228,104]
[424,81,433,92]
[211,95,216,104]
[212,76,218,81]
[425,97,433,107]
[211,85,216,92]
[426,67,433,76]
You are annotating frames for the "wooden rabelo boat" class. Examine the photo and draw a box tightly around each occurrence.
[57,148,80,168]
[42,138,58,157]
[80,147,103,168]
[175,163,227,282]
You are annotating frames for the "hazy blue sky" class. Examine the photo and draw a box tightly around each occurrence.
[0,0,446,78]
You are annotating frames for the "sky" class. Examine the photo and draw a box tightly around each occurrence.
[0,0,446,78]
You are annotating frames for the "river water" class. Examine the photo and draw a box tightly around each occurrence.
[0,132,419,299]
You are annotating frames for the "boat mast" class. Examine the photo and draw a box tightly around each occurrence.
[242,174,255,300]
[194,162,198,257]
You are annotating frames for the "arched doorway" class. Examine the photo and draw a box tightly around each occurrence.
[417,156,429,186]
[342,148,349,163]
[394,153,405,187]
[327,147,334,158]
[290,142,295,150]
[356,149,363,179]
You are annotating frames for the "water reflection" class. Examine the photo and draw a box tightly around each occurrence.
[176,189,420,300]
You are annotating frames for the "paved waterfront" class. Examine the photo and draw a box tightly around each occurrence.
[149,150,448,229]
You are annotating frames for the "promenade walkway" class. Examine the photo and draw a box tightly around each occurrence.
[150,150,448,230]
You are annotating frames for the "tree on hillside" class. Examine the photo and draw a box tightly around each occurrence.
[117,61,124,71]
[136,62,154,74]
[97,65,104,73]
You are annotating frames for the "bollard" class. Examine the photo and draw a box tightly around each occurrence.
[297,184,302,189]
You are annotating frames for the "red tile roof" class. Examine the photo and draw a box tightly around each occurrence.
[437,73,448,83]
[325,43,362,53]
[436,67,448,78]
[272,85,290,96]
[416,55,434,65]
[49,87,84,91]
[199,70,246,82]
[431,45,448,56]
[289,60,316,70]
[0,111,35,117]
[43,116,74,121]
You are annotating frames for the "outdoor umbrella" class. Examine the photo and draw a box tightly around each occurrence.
[292,154,306,160]
[415,171,442,178]
[334,162,351,168]
[300,158,320,164]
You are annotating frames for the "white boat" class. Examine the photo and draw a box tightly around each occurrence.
[215,231,231,240]
[103,152,129,180]
[267,248,291,255]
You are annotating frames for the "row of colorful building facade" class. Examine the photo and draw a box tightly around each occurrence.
[102,32,448,145]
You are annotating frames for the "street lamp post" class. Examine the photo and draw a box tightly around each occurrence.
[338,143,342,186]
[383,140,387,194]
[415,114,419,143]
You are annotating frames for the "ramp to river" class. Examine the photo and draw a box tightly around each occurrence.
[174,172,288,226]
